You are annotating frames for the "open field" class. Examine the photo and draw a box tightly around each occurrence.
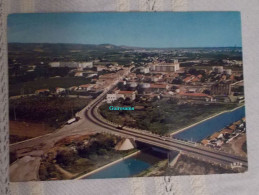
[99,99,239,135]
[9,120,54,144]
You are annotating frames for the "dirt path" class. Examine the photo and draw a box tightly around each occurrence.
[55,164,77,179]
[229,134,247,157]
[10,120,54,144]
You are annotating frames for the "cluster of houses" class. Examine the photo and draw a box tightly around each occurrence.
[49,61,94,70]
[38,60,243,105]
[49,61,124,80]
[34,67,129,97]
[105,66,216,103]
[34,83,97,96]
[222,60,243,67]
[201,117,246,149]
[73,63,124,78]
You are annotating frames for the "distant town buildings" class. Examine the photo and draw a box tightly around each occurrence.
[49,61,93,69]
[140,67,150,74]
[223,60,243,66]
[223,69,232,75]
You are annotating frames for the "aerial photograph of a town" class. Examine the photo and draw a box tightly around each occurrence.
[8,12,247,182]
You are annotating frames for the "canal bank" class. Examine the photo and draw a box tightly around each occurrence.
[172,105,245,142]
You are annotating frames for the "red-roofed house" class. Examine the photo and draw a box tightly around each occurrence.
[197,74,203,79]
[179,92,213,102]
[149,84,169,93]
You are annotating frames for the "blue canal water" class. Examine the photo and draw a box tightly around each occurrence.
[173,106,245,142]
[86,158,150,179]
[84,150,166,179]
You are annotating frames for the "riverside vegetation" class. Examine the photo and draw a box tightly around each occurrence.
[39,133,136,180]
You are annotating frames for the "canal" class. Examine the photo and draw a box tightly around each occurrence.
[173,106,245,142]
[84,149,167,179]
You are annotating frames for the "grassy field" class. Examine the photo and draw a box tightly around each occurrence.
[99,99,239,135]
[9,77,91,96]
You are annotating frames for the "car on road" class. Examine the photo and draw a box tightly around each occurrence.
[66,116,80,125]
[116,125,124,130]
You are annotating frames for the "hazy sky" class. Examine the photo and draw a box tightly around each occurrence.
[8,12,242,48]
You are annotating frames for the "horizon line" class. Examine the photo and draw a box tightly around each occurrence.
[8,42,242,49]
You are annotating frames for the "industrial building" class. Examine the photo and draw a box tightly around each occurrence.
[211,81,231,96]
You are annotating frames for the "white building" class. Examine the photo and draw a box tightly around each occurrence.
[128,82,138,88]
[151,60,180,72]
[78,62,93,69]
[106,93,124,104]
[56,87,66,94]
[96,66,107,72]
[212,66,224,73]
[106,91,136,104]
[224,69,232,75]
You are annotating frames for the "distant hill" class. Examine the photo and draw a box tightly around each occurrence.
[8,43,129,53]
